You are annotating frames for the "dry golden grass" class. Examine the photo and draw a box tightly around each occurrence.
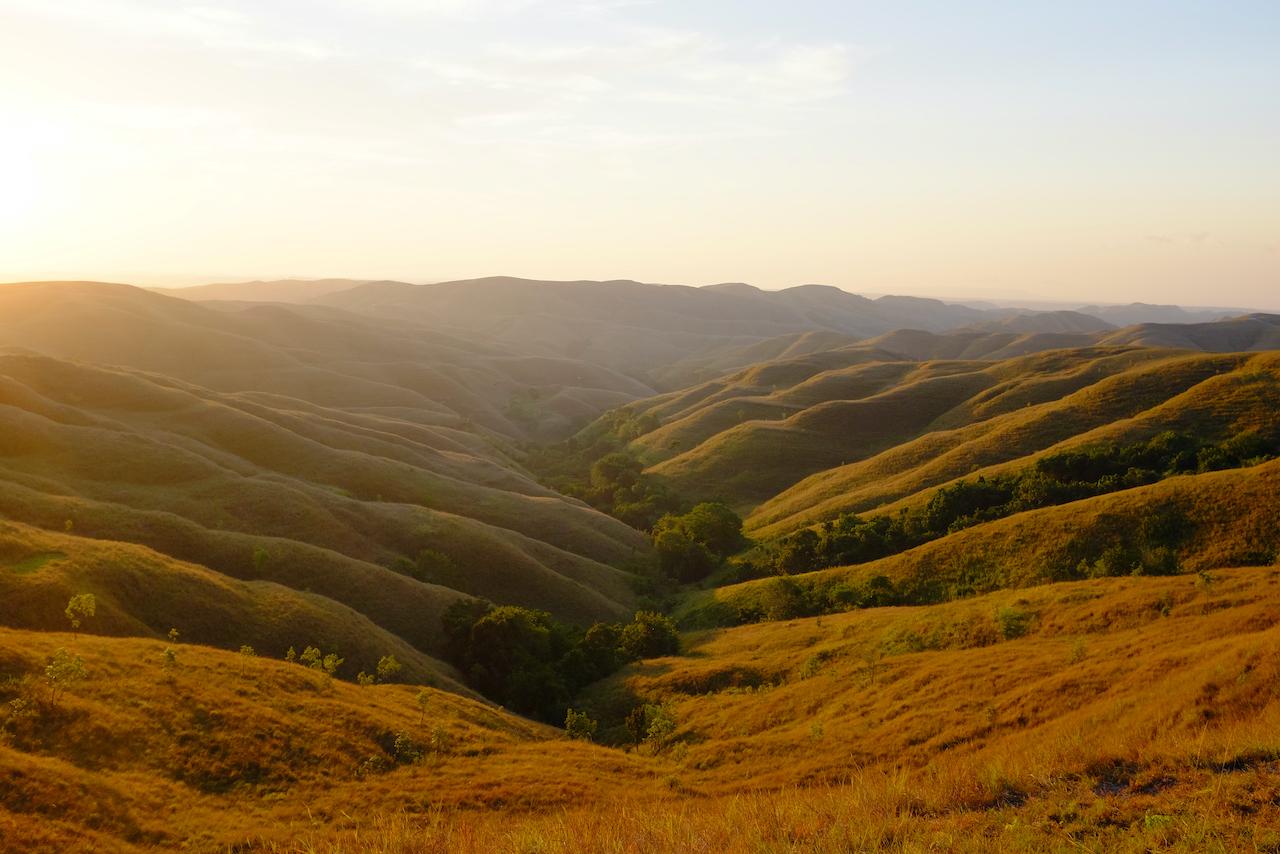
[752,350,1280,536]
[0,627,674,852]
[4,567,1279,851]
[643,347,1261,513]
[682,458,1280,626]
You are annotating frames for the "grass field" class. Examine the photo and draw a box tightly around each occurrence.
[3,565,1278,851]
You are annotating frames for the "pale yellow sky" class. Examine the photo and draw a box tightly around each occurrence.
[1,1,1277,308]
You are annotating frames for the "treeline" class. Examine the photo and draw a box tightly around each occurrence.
[768,431,1276,577]
[441,600,679,722]
[702,502,1199,628]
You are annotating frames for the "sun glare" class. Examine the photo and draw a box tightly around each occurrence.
[0,130,44,228]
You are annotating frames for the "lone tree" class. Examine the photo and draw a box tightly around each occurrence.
[376,654,402,683]
[416,688,430,723]
[65,594,96,638]
[45,648,86,706]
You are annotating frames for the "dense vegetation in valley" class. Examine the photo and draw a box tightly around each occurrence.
[2,279,1280,851]
[765,429,1277,578]
[438,600,678,722]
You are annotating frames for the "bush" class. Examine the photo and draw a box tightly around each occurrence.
[392,732,422,764]
[45,648,86,705]
[375,655,402,683]
[619,611,680,659]
[994,606,1033,640]
[65,593,96,636]
[564,707,598,741]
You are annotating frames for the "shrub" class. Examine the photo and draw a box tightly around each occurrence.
[564,707,598,741]
[65,593,96,637]
[45,648,86,705]
[620,611,680,659]
[392,732,422,764]
[995,606,1033,640]
[643,703,678,749]
[376,655,402,683]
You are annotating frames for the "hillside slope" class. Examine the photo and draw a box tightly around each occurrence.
[641,347,1224,509]
[0,281,652,442]
[749,349,1280,536]
[0,520,462,687]
[0,352,648,652]
[5,566,1279,851]
[679,459,1280,628]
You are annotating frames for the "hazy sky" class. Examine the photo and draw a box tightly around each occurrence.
[2,0,1277,306]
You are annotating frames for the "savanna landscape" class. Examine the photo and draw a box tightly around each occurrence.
[2,1,1278,851]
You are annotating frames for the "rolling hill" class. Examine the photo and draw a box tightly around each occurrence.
[266,277,1014,388]
[580,338,1280,518]
[3,277,1280,852]
[4,564,1278,850]
[0,281,654,442]
[0,351,648,655]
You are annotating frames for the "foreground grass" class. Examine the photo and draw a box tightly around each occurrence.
[270,750,1280,852]
[3,566,1279,851]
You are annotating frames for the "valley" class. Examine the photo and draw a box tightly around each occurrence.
[1,277,1277,852]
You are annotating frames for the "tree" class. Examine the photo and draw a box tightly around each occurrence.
[619,611,680,660]
[376,655,402,683]
[44,648,86,706]
[64,593,96,638]
[416,688,430,724]
[564,707,598,741]
[589,452,643,492]
[775,529,819,575]
[625,705,648,745]
[643,702,677,749]
[652,523,717,583]
[680,502,745,557]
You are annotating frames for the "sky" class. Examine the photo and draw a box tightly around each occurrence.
[1,0,1277,308]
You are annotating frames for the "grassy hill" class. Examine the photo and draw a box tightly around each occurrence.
[0,352,651,657]
[4,565,1278,851]
[0,626,671,851]
[638,348,1207,510]
[0,281,653,442]
[749,349,1280,536]
[570,344,1280,520]
[678,459,1280,628]
[0,520,462,687]
[3,279,1280,851]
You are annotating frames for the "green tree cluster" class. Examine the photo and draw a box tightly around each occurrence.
[652,502,746,583]
[771,431,1275,577]
[442,600,680,722]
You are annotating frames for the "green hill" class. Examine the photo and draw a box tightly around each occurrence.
[678,458,1280,628]
[0,352,649,654]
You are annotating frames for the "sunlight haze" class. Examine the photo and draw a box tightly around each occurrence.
[1,0,1276,307]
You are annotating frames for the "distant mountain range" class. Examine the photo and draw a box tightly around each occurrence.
[152,276,1262,387]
